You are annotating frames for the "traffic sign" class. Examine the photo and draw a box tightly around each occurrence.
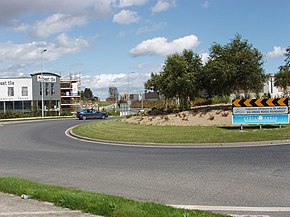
[232,98,288,107]
[233,106,288,115]
[232,114,289,125]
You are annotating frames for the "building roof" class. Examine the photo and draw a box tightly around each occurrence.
[30,72,61,77]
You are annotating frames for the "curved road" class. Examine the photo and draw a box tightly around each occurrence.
[0,119,290,215]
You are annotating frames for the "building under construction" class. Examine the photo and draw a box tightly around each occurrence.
[60,73,81,112]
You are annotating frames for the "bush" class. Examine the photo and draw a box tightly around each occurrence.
[191,98,211,106]
[60,110,74,116]
[0,111,31,119]
[147,107,165,115]
[211,95,230,104]
[106,109,120,116]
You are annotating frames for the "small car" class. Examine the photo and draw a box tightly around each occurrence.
[76,109,108,120]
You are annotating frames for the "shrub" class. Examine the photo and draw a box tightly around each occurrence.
[191,98,211,106]
[147,107,165,115]
[106,109,120,116]
[0,111,31,119]
[211,95,230,104]
[60,110,73,116]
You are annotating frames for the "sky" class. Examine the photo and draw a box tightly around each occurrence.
[0,0,289,100]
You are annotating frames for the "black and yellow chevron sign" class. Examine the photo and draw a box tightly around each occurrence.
[232,98,288,107]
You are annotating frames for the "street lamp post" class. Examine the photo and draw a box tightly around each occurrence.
[41,49,47,117]
[127,72,135,100]
[127,72,135,114]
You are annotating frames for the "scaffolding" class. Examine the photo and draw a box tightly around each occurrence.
[60,73,81,112]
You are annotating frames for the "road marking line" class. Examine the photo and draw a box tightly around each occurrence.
[170,205,290,212]
[230,215,270,217]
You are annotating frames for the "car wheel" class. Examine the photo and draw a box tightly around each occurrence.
[82,116,87,120]
[101,115,106,119]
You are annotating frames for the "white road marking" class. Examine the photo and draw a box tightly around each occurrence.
[170,205,290,212]
[230,215,270,217]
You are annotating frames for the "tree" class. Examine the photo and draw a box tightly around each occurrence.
[203,34,265,97]
[145,49,203,110]
[81,88,93,100]
[109,87,119,100]
[285,47,290,67]
[144,72,161,93]
[274,47,290,95]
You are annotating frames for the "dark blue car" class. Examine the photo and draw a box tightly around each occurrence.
[76,109,108,120]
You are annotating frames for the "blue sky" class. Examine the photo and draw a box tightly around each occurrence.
[0,0,289,99]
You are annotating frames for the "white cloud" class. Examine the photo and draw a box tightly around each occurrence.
[151,0,176,13]
[31,13,88,38]
[113,9,140,24]
[200,52,209,64]
[81,72,150,99]
[266,46,286,59]
[0,63,28,77]
[0,34,89,63]
[0,0,117,28]
[13,23,30,32]
[130,35,199,56]
[119,0,148,7]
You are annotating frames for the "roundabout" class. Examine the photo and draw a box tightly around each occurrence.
[0,119,290,216]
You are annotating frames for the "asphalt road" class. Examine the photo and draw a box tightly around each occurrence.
[0,119,290,216]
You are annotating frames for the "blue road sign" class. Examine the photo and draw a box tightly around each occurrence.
[232,114,289,125]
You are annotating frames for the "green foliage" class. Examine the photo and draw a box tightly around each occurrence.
[106,109,120,116]
[60,110,73,116]
[81,88,93,100]
[203,34,265,96]
[144,34,266,109]
[274,67,290,95]
[144,72,161,93]
[147,107,165,115]
[0,177,226,217]
[211,95,230,104]
[145,49,203,111]
[0,111,27,119]
[191,98,211,106]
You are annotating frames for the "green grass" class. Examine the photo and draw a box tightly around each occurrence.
[72,119,290,144]
[0,177,228,217]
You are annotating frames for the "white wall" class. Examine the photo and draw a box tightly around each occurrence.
[264,75,284,97]
[0,78,32,101]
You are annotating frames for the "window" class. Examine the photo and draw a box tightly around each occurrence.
[40,83,42,95]
[51,83,55,95]
[8,87,14,96]
[22,86,28,96]
[45,83,49,95]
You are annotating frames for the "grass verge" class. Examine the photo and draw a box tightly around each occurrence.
[72,119,290,144]
[0,177,228,217]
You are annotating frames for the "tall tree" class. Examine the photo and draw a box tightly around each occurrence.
[203,34,265,97]
[109,87,119,100]
[144,72,161,93]
[274,47,290,95]
[81,88,93,100]
[145,49,203,110]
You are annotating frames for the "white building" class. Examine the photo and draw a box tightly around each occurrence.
[0,77,33,112]
[0,72,61,114]
[263,74,284,97]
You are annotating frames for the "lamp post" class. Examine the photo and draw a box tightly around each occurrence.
[127,72,135,114]
[41,49,47,117]
[127,72,135,101]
